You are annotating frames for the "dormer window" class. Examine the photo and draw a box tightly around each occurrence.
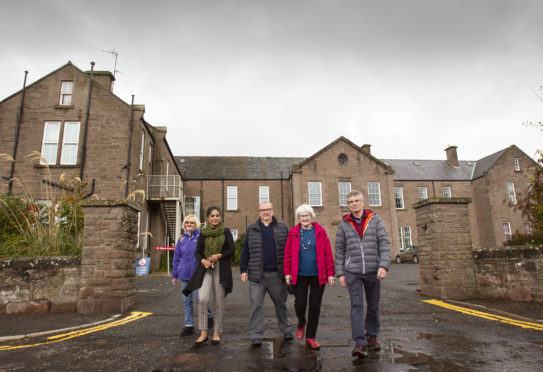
[59,81,73,105]
[513,157,520,171]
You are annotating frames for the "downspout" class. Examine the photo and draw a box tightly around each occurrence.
[79,61,95,181]
[7,70,28,194]
[221,178,225,223]
[124,95,135,198]
[280,170,284,221]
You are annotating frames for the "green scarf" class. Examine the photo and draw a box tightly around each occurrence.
[202,222,225,259]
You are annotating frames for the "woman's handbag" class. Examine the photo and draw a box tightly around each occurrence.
[286,283,295,295]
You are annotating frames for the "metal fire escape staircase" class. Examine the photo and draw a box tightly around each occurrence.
[147,175,184,246]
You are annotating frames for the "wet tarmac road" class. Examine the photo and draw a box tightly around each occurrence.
[1,264,542,371]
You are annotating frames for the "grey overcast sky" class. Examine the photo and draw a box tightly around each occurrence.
[1,0,542,161]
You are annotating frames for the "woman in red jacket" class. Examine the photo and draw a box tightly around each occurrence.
[284,204,335,350]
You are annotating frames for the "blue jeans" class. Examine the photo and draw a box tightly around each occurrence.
[180,280,212,327]
[345,272,381,346]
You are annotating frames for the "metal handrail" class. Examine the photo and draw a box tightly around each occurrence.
[147,175,183,199]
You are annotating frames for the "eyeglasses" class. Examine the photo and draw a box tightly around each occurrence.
[347,199,362,205]
[185,221,196,226]
[299,214,311,219]
[259,208,272,212]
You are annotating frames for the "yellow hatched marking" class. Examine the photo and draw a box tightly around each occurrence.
[424,299,543,331]
[0,311,152,350]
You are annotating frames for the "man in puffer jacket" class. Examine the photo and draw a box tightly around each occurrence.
[335,190,391,359]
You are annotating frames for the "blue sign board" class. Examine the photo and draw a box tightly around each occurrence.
[136,257,150,276]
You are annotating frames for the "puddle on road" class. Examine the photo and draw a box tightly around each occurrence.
[155,337,478,372]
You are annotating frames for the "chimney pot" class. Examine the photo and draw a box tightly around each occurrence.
[361,144,371,154]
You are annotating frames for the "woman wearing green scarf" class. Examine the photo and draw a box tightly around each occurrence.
[183,206,234,347]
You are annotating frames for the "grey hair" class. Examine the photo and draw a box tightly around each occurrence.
[347,190,364,200]
[295,204,315,219]
[182,214,201,228]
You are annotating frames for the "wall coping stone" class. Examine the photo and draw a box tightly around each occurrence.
[81,199,142,212]
[473,245,542,259]
[414,197,472,209]
[0,256,81,269]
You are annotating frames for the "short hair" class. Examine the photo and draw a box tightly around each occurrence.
[206,205,222,217]
[258,201,273,210]
[182,214,201,228]
[347,190,364,200]
[295,204,315,219]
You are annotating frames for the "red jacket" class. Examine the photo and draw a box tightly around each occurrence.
[283,222,335,286]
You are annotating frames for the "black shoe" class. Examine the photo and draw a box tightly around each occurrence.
[252,338,262,347]
[352,344,368,359]
[208,317,214,329]
[366,336,381,351]
[179,326,194,337]
[283,333,293,341]
[211,338,221,345]
[193,336,208,348]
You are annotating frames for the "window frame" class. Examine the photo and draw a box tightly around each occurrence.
[59,121,80,165]
[259,186,270,204]
[41,121,81,166]
[419,186,428,201]
[308,182,323,206]
[227,186,238,210]
[513,157,520,171]
[367,182,382,206]
[502,222,512,241]
[139,132,145,170]
[442,186,452,198]
[506,182,517,204]
[394,186,404,209]
[184,196,201,222]
[523,222,533,235]
[59,81,73,105]
[338,181,351,206]
[398,227,404,251]
[403,226,412,248]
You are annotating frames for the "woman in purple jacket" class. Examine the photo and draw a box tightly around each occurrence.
[172,214,213,337]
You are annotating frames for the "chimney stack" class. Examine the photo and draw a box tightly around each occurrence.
[87,70,115,91]
[445,146,459,167]
[361,144,371,154]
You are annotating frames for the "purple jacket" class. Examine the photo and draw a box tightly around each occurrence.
[172,229,200,281]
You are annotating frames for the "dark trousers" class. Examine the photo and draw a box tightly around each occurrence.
[346,271,381,346]
[294,275,325,339]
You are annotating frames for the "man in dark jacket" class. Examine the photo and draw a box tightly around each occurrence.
[335,190,391,359]
[240,202,293,346]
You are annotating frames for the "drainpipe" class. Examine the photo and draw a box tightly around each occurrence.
[124,95,135,198]
[79,62,94,181]
[7,71,28,194]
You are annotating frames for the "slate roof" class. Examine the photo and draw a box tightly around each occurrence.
[176,156,305,180]
[382,159,476,181]
[471,148,508,180]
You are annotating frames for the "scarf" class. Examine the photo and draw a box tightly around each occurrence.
[202,222,225,259]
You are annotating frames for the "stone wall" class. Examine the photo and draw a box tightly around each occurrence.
[414,197,478,300]
[0,256,80,314]
[473,246,543,302]
[77,199,140,314]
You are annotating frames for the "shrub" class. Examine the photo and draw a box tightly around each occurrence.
[232,232,246,264]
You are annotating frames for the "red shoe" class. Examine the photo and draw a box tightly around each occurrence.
[306,338,320,349]
[296,322,306,340]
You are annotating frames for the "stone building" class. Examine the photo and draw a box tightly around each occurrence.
[177,137,536,257]
[0,62,182,271]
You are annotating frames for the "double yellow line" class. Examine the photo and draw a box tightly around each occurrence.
[424,299,543,331]
[0,311,152,351]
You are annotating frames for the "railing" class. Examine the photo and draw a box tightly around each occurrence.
[147,175,183,200]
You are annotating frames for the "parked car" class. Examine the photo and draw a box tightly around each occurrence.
[395,246,419,264]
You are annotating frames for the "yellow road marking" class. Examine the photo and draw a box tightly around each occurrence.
[424,299,543,331]
[0,311,152,350]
